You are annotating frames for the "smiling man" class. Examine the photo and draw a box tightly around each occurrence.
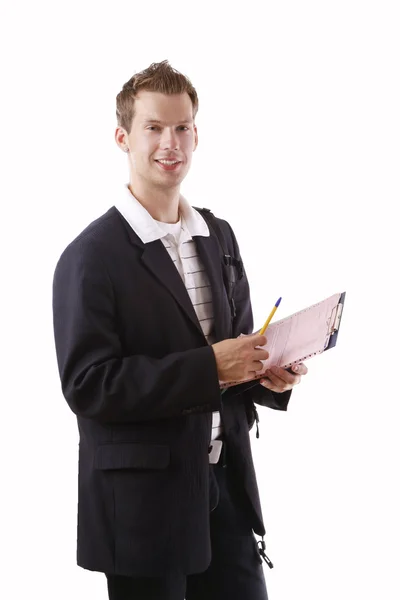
[52,61,307,600]
[116,89,197,223]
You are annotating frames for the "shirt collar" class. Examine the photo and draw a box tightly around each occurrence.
[114,184,210,244]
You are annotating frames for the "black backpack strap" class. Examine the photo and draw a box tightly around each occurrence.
[194,207,260,433]
[193,207,244,276]
[193,207,243,322]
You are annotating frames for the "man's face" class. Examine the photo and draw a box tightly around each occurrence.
[117,90,198,190]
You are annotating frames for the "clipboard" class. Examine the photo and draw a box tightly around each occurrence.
[219,291,346,390]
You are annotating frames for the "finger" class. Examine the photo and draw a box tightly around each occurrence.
[264,369,295,391]
[270,366,300,385]
[254,348,269,360]
[250,360,264,373]
[264,370,287,387]
[290,363,308,376]
[249,334,267,347]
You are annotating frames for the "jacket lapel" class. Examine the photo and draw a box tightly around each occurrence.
[117,207,230,342]
[141,241,205,335]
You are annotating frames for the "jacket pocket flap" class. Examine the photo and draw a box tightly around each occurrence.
[94,443,170,470]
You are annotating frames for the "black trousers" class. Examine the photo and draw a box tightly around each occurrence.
[106,450,268,600]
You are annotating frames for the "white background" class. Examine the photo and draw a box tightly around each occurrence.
[1,1,399,599]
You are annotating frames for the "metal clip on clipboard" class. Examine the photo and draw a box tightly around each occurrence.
[324,293,345,350]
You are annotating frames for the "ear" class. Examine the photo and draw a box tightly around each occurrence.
[115,127,129,152]
[193,124,198,151]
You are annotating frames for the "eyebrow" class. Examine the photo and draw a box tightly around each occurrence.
[143,119,193,125]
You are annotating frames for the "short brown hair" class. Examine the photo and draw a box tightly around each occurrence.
[116,60,199,134]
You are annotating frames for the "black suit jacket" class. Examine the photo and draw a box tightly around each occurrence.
[52,205,291,577]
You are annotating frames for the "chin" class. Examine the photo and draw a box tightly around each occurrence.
[160,172,188,186]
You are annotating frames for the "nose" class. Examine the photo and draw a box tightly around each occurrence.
[160,127,179,151]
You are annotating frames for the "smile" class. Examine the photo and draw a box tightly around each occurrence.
[155,160,182,171]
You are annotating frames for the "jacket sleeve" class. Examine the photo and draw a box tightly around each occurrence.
[223,221,292,412]
[52,240,222,424]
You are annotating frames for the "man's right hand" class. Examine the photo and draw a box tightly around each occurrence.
[211,333,269,382]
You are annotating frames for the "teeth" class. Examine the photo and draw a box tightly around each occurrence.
[158,160,179,165]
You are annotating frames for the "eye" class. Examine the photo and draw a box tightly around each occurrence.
[147,125,160,131]
[178,126,189,131]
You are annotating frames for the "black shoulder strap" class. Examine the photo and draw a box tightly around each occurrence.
[193,207,243,272]
[193,206,226,250]
[194,208,261,426]
[194,207,243,321]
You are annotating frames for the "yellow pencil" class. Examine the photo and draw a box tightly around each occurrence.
[259,297,282,335]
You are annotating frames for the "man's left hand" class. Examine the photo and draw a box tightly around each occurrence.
[259,363,308,393]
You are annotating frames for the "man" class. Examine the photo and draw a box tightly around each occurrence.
[52,60,308,600]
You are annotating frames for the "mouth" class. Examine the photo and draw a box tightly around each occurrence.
[155,159,182,172]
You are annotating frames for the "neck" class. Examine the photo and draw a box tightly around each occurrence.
[128,177,181,224]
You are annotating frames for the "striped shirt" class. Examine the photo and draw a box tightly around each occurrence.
[115,185,223,442]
